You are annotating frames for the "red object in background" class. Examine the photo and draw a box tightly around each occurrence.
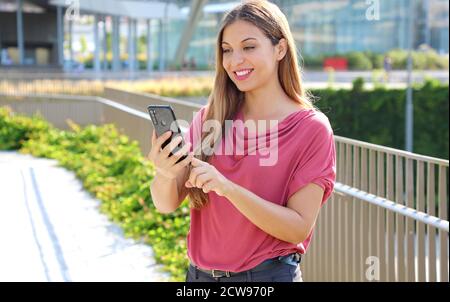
[323,57,348,71]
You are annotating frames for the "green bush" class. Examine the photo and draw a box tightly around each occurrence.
[385,49,407,69]
[424,50,449,69]
[346,51,373,70]
[0,107,190,281]
[302,54,326,69]
[0,107,51,150]
[303,50,449,70]
[386,48,449,70]
[364,51,385,69]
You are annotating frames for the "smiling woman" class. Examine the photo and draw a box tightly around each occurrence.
[148,0,336,283]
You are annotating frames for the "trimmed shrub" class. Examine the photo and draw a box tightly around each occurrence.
[346,51,373,70]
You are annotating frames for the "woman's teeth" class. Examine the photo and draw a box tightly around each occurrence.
[236,69,252,76]
[234,69,253,80]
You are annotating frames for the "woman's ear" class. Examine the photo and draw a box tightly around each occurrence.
[275,38,287,61]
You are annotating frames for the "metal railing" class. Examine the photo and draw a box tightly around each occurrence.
[303,136,449,282]
[1,88,448,282]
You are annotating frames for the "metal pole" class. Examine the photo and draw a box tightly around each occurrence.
[134,19,138,72]
[94,14,101,73]
[405,0,415,152]
[68,18,73,71]
[423,0,430,46]
[16,0,24,65]
[102,16,108,70]
[112,16,120,72]
[164,3,168,71]
[56,6,64,67]
[158,18,164,71]
[159,2,168,71]
[146,19,153,73]
[128,18,135,73]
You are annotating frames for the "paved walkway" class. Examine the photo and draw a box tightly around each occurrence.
[0,151,169,282]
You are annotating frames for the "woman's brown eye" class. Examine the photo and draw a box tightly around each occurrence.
[244,47,255,50]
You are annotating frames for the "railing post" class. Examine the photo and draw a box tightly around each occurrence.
[345,144,352,281]
[377,151,386,281]
[438,165,448,282]
[417,161,426,281]
[427,163,437,282]
[352,145,361,281]
[395,155,405,281]
[361,148,369,281]
[405,158,415,281]
[368,149,377,280]
[386,154,395,281]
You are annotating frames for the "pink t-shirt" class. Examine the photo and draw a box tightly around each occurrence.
[183,104,336,272]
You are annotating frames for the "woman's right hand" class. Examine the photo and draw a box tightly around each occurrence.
[147,130,193,180]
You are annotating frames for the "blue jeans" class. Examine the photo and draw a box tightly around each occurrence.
[186,260,303,282]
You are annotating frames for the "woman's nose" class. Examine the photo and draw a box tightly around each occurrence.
[231,51,245,66]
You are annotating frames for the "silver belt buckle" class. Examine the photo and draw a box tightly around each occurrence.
[279,253,301,267]
[211,269,230,278]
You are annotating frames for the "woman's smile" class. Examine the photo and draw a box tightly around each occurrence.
[234,68,254,81]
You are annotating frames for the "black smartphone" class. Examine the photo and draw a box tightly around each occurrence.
[147,104,187,164]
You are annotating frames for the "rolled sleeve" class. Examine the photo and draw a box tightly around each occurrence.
[287,116,336,206]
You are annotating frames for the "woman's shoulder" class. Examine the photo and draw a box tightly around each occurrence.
[300,109,333,136]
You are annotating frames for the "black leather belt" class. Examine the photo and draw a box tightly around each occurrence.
[191,253,302,279]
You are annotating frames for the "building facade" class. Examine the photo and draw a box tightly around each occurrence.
[182,0,449,67]
[0,0,448,70]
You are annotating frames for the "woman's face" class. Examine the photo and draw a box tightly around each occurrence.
[221,20,286,92]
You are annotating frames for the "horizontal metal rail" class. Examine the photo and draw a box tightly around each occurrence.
[96,96,189,133]
[335,182,449,232]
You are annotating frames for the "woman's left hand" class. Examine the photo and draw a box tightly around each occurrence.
[185,157,233,197]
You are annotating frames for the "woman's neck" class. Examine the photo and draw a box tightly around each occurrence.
[242,77,301,121]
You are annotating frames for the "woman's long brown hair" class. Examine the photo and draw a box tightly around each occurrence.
[186,0,315,209]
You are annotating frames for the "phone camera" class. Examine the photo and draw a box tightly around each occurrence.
[150,111,157,124]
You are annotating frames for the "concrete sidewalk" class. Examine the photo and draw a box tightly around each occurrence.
[0,151,169,282]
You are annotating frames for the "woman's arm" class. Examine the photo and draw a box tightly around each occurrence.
[150,165,190,214]
[223,181,324,245]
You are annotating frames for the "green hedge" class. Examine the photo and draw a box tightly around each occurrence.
[303,49,449,70]
[311,78,449,159]
[0,107,190,281]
